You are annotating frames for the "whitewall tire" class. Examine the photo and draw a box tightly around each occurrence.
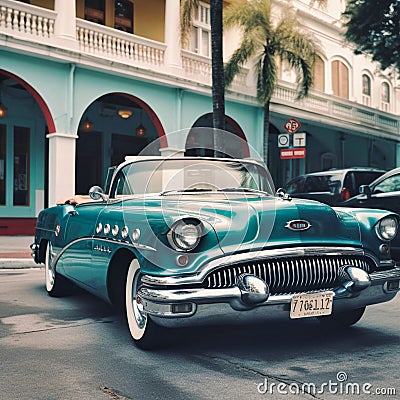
[125,258,161,349]
[44,242,71,297]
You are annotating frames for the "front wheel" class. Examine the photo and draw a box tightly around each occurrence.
[45,242,72,297]
[125,259,162,350]
[317,307,366,329]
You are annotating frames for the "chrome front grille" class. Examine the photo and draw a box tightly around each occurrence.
[203,256,375,294]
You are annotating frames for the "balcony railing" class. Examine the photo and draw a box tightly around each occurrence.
[274,82,398,133]
[0,0,55,40]
[76,19,166,67]
[0,0,398,136]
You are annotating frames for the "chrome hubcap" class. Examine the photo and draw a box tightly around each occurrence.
[46,244,55,288]
[132,276,147,329]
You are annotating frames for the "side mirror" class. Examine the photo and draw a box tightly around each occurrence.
[359,185,372,197]
[89,186,107,202]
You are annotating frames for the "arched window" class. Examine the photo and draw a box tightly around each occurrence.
[362,74,371,106]
[381,82,390,111]
[312,55,325,92]
[331,60,349,99]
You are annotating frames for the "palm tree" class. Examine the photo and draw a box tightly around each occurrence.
[210,0,225,133]
[224,0,320,163]
[181,0,225,156]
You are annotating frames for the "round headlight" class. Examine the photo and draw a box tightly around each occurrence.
[168,220,202,252]
[376,217,398,241]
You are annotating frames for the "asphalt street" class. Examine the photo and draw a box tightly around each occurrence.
[0,268,399,400]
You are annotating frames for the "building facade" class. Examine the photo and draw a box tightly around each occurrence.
[0,0,399,235]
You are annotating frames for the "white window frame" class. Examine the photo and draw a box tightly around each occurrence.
[188,1,211,57]
[381,82,391,112]
[361,74,371,107]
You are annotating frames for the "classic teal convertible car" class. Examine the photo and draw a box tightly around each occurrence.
[31,156,400,349]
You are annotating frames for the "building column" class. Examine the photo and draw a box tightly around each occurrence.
[164,0,183,73]
[47,133,78,206]
[396,143,400,168]
[54,0,77,47]
[394,71,400,115]
[325,60,333,95]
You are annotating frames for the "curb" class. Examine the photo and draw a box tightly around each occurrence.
[0,259,42,269]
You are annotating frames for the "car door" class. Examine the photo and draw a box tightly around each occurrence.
[355,173,400,214]
[347,173,400,261]
[61,202,105,286]
[302,175,335,205]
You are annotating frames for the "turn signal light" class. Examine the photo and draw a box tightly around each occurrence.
[387,280,399,291]
[171,303,192,314]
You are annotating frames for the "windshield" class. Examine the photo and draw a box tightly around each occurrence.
[110,158,274,197]
[304,173,342,193]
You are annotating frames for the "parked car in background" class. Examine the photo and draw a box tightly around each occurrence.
[283,168,386,206]
[31,157,400,349]
[343,167,400,261]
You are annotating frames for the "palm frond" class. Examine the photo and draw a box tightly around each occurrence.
[294,57,314,99]
[180,0,199,46]
[280,36,316,97]
[255,51,277,104]
[225,0,319,104]
[224,0,271,36]
[274,16,320,99]
[224,32,259,86]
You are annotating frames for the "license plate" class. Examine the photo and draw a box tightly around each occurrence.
[290,291,333,319]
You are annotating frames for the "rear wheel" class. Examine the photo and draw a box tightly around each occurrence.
[317,307,366,328]
[45,242,72,297]
[125,258,162,350]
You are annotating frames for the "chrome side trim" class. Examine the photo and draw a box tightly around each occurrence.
[141,246,373,286]
[52,236,156,267]
[92,236,156,252]
[370,267,400,284]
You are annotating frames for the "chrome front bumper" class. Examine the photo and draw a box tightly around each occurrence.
[138,267,400,328]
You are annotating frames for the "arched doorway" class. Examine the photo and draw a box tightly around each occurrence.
[0,70,51,235]
[76,93,166,193]
[185,113,250,158]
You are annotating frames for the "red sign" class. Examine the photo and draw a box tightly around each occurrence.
[284,118,301,133]
[280,148,306,159]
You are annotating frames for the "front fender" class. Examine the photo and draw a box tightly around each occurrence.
[334,207,400,260]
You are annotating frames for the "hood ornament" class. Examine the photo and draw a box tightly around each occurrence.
[285,220,312,231]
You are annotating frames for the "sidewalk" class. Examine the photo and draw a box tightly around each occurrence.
[0,236,39,268]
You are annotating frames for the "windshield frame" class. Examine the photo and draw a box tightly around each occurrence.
[108,157,274,198]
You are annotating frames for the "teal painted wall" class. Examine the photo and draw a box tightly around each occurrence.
[0,78,46,217]
[0,50,70,133]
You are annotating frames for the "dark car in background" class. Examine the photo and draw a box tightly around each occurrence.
[343,167,400,261]
[283,168,385,206]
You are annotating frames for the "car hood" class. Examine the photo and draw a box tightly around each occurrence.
[121,193,362,253]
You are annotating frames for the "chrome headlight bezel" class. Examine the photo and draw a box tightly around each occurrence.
[375,216,398,241]
[167,219,203,252]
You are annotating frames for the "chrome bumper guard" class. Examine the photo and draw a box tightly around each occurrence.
[138,267,400,325]
[30,243,40,264]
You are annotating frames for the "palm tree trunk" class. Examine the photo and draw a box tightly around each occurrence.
[263,101,270,165]
[210,0,225,156]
